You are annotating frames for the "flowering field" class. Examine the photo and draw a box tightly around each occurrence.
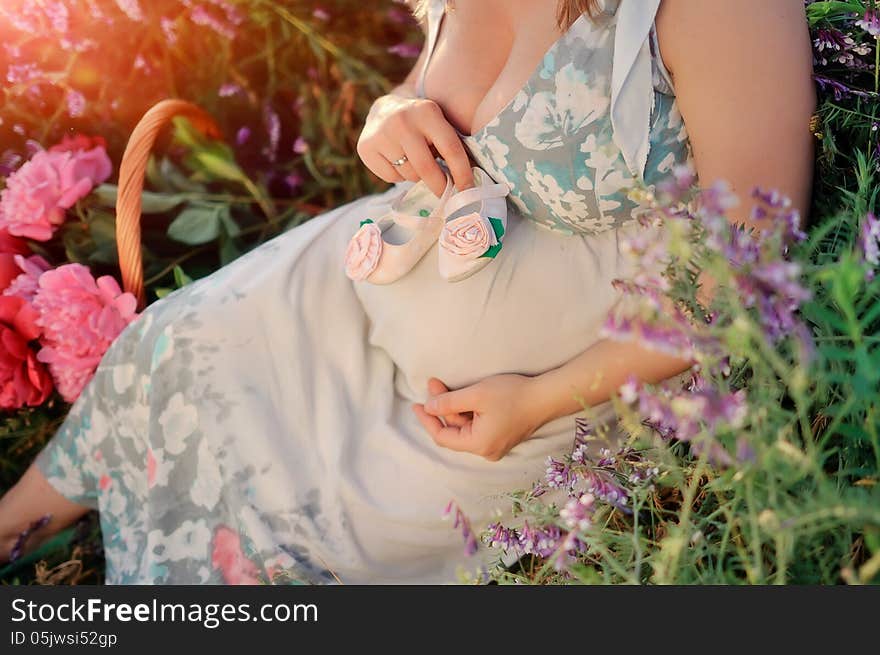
[1,1,879,585]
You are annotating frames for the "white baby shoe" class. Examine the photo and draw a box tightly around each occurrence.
[344,174,454,285]
[437,167,510,282]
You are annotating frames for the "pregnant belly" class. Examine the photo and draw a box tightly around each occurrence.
[353,211,632,401]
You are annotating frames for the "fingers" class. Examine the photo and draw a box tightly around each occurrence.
[390,156,420,183]
[357,98,470,194]
[400,132,449,197]
[358,143,406,184]
[424,384,479,417]
[375,158,407,184]
[427,377,470,428]
[421,113,474,191]
[412,404,473,453]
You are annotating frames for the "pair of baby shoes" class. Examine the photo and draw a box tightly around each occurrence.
[344,167,510,285]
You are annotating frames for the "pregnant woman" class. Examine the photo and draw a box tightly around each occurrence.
[0,0,814,583]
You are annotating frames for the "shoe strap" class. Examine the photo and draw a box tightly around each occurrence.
[388,173,454,230]
[443,182,509,219]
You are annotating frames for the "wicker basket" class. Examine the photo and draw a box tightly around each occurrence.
[115,99,222,308]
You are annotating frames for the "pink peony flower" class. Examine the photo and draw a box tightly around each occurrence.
[0,135,112,241]
[212,526,262,585]
[0,254,22,294]
[0,229,29,256]
[3,255,52,302]
[439,212,497,260]
[0,296,53,409]
[344,222,383,281]
[33,264,138,403]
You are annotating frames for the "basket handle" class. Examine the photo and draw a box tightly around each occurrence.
[116,99,222,308]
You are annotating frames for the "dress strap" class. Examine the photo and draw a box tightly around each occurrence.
[609,0,663,182]
[415,0,447,98]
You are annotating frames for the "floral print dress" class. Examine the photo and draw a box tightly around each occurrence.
[35,0,692,584]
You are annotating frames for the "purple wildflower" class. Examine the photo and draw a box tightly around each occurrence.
[545,455,576,490]
[43,0,70,33]
[559,493,596,532]
[624,379,745,467]
[581,469,630,512]
[739,260,811,341]
[293,136,309,155]
[856,9,880,38]
[218,83,242,98]
[750,187,807,247]
[161,17,179,44]
[813,28,858,67]
[656,164,697,203]
[602,313,701,360]
[485,522,520,551]
[114,0,144,21]
[6,63,41,86]
[285,172,305,192]
[519,522,564,559]
[262,106,281,162]
[387,5,414,24]
[860,213,880,280]
[189,4,237,40]
[0,150,23,177]
[388,43,422,58]
[236,126,251,146]
[860,213,880,266]
[9,514,52,563]
[814,75,873,100]
[66,89,86,118]
[736,437,757,464]
[443,501,478,556]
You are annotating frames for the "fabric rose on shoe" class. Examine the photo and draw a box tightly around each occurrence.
[33,264,138,403]
[0,296,53,409]
[439,212,498,260]
[0,135,112,241]
[344,221,383,281]
[3,255,52,302]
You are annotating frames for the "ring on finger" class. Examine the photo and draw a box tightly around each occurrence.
[390,155,409,167]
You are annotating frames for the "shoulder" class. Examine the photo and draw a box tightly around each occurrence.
[655,0,812,80]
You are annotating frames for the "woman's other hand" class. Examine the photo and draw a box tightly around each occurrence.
[412,374,546,462]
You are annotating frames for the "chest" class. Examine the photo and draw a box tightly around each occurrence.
[422,0,567,137]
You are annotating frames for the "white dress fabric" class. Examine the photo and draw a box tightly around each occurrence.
[34,0,692,584]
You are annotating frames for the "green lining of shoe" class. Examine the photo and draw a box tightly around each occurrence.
[359,219,374,227]
[480,217,505,258]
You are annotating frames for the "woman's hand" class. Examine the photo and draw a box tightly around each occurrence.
[412,375,547,462]
[357,94,474,197]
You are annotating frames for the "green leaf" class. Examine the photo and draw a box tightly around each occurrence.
[193,150,247,183]
[167,204,226,245]
[218,209,241,238]
[173,265,194,289]
[219,233,242,266]
[835,422,870,444]
[0,527,76,580]
[93,185,188,214]
[149,157,206,194]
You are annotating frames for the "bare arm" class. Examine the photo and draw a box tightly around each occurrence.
[418,0,816,458]
[528,0,817,424]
